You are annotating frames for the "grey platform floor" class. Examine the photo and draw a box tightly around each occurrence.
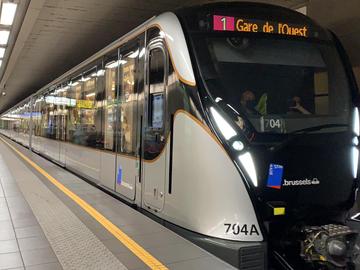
[0,136,236,270]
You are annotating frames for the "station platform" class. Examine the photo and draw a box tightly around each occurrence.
[0,135,236,270]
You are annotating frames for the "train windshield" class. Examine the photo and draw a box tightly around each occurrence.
[192,34,351,134]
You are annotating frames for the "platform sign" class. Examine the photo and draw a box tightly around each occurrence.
[76,100,94,109]
[267,164,284,189]
[212,15,308,37]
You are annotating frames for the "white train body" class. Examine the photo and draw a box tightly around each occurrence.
[1,3,359,269]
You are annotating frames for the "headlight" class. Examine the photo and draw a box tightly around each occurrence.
[210,107,236,140]
[238,152,258,187]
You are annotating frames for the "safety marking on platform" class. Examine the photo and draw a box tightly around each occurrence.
[0,137,169,270]
[0,155,126,270]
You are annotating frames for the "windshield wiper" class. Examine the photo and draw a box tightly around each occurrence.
[269,124,349,152]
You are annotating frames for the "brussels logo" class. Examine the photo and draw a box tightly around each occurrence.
[283,178,320,187]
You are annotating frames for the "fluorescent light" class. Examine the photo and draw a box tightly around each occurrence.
[0,2,17,26]
[352,147,359,179]
[354,108,359,136]
[0,30,9,45]
[81,76,91,82]
[91,69,105,77]
[238,152,258,187]
[69,81,79,86]
[97,69,105,76]
[105,60,119,69]
[210,107,236,140]
[128,49,139,59]
[57,86,69,93]
[105,60,127,69]
[86,92,95,98]
[139,48,145,58]
[0,47,5,58]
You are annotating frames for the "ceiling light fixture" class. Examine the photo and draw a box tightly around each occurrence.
[105,60,118,69]
[86,92,95,98]
[128,49,139,59]
[0,47,5,58]
[0,30,10,45]
[0,2,17,26]
[139,48,145,58]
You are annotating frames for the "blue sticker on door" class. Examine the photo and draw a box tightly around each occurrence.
[117,166,122,184]
[267,164,284,189]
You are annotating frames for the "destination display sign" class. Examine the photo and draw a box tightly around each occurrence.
[213,15,308,37]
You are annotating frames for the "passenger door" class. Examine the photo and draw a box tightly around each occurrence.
[143,40,167,211]
[115,41,140,200]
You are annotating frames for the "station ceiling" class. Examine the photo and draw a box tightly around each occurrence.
[0,0,358,113]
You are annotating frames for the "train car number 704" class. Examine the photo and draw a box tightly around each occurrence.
[224,223,260,236]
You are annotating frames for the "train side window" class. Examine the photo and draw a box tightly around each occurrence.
[94,62,105,149]
[43,89,57,139]
[39,92,46,137]
[147,27,160,43]
[79,67,98,147]
[37,96,43,137]
[104,50,120,151]
[148,47,166,129]
[52,85,65,141]
[117,41,139,155]
[33,99,38,137]
[66,75,82,144]
[19,102,30,136]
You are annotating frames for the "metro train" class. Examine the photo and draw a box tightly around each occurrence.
[1,2,359,269]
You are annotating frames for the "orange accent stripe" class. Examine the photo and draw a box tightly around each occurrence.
[149,23,196,87]
[173,109,227,155]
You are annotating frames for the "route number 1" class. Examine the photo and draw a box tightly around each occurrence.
[221,17,227,30]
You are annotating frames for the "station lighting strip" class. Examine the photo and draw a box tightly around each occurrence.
[0,0,18,67]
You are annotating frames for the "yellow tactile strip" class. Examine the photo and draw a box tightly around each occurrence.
[0,136,169,270]
[0,147,127,270]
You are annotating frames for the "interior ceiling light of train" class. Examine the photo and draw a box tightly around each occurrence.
[0,1,17,69]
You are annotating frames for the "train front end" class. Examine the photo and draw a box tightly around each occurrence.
[178,3,360,269]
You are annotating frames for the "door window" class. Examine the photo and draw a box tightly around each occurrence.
[104,51,120,151]
[117,43,139,155]
[148,47,165,129]
[144,44,167,161]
